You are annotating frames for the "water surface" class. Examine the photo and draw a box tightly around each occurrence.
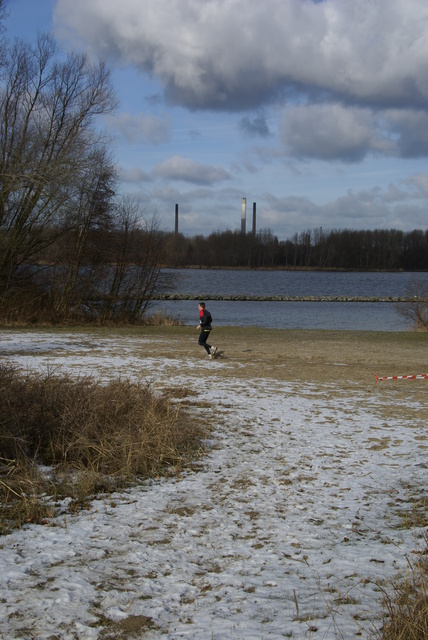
[154,269,427,331]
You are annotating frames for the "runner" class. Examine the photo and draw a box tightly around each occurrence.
[196,302,218,359]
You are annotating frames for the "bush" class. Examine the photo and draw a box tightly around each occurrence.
[396,280,428,331]
[0,364,205,532]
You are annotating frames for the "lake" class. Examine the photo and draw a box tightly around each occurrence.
[152,269,428,331]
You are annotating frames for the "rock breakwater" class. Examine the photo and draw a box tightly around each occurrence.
[153,294,427,303]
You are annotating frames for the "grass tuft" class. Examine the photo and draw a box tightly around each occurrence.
[0,363,205,533]
[375,532,428,639]
[142,310,184,326]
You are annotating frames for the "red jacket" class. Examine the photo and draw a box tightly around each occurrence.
[199,309,212,329]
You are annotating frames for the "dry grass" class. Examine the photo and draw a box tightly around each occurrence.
[141,310,184,326]
[0,363,205,533]
[0,459,54,531]
[0,301,183,328]
[375,536,428,639]
[396,281,428,332]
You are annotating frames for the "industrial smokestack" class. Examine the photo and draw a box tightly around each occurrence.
[252,202,256,236]
[241,197,246,234]
[175,204,178,236]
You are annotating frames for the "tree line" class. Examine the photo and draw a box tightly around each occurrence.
[162,227,428,271]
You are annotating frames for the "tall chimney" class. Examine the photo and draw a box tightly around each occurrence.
[241,197,246,234]
[175,204,178,236]
[252,202,256,236]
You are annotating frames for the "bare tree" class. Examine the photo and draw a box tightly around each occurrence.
[396,278,428,331]
[46,146,117,315]
[0,0,7,67]
[0,33,116,300]
[99,198,166,322]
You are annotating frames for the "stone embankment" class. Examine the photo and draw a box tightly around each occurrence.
[153,294,427,302]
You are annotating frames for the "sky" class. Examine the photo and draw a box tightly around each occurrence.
[4,0,428,240]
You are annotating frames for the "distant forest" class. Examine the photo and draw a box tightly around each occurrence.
[162,227,428,271]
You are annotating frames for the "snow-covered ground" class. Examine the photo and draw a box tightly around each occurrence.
[0,332,427,639]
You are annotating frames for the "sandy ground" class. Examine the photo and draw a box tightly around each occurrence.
[135,327,428,440]
[138,325,428,398]
[4,325,427,387]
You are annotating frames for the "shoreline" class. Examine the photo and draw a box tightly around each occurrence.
[153,293,427,302]
[161,264,428,273]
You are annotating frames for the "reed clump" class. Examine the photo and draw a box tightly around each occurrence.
[142,310,184,326]
[0,305,184,328]
[375,532,428,639]
[0,363,204,533]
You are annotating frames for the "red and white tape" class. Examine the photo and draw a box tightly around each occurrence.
[376,373,428,382]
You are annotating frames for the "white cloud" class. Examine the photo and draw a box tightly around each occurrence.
[404,172,428,197]
[239,114,271,138]
[279,104,389,162]
[119,166,151,184]
[262,178,428,236]
[54,0,428,111]
[152,155,231,185]
[384,110,428,157]
[105,112,171,144]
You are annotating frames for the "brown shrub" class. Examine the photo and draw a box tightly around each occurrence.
[0,364,205,532]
